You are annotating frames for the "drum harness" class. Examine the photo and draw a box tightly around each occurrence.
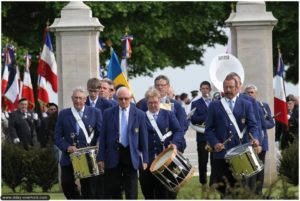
[221,98,247,146]
[146,111,172,146]
[71,107,94,145]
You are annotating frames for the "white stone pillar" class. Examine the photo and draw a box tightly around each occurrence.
[49,1,104,108]
[225,2,278,186]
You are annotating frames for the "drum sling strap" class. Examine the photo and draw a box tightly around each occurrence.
[71,107,94,145]
[146,111,172,142]
[221,98,245,140]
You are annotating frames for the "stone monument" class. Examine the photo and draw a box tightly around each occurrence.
[49,1,104,108]
[226,1,278,186]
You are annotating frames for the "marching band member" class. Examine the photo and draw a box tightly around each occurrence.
[137,75,188,199]
[86,78,113,112]
[139,87,185,199]
[138,75,188,135]
[55,87,102,199]
[245,84,275,194]
[204,74,259,197]
[85,77,114,199]
[97,86,148,199]
[190,81,213,186]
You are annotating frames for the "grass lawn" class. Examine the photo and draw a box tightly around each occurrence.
[1,176,298,199]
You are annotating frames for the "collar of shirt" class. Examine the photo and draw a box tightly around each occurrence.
[89,96,98,105]
[225,96,237,103]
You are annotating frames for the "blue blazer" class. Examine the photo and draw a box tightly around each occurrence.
[191,98,209,142]
[204,97,258,159]
[257,101,275,151]
[239,93,263,140]
[138,98,189,132]
[86,96,113,113]
[97,104,149,170]
[146,109,185,164]
[55,106,102,166]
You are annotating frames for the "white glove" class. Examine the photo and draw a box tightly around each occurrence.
[1,112,5,120]
[13,138,20,144]
[33,113,38,120]
[42,112,48,118]
[5,111,9,118]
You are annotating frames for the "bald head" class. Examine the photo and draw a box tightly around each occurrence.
[117,87,132,109]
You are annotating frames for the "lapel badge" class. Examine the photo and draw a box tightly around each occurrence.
[135,127,139,134]
[241,118,246,124]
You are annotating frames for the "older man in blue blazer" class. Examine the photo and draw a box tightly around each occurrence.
[204,74,259,197]
[55,86,102,199]
[245,84,275,194]
[97,87,148,199]
[139,87,185,199]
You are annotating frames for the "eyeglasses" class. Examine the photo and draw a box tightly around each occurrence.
[118,97,131,101]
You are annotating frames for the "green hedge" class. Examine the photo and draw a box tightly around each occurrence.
[279,140,298,185]
[2,142,58,192]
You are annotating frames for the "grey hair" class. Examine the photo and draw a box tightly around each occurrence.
[72,86,87,97]
[244,84,258,91]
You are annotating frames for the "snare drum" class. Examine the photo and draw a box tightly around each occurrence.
[225,143,264,180]
[70,146,101,179]
[150,147,195,192]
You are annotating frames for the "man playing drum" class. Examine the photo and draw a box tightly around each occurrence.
[55,86,102,199]
[139,87,185,199]
[204,74,259,197]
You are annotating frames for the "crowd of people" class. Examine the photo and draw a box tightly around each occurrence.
[1,74,298,199]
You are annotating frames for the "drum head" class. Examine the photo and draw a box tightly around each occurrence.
[150,147,176,172]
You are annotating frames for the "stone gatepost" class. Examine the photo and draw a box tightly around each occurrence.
[49,1,104,108]
[226,2,278,186]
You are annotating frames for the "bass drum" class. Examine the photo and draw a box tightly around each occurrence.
[150,147,195,192]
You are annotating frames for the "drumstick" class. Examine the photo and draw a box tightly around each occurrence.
[222,134,234,146]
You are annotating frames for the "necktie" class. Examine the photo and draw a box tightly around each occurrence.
[91,101,95,107]
[229,100,234,111]
[153,114,158,120]
[205,99,211,107]
[77,111,83,134]
[120,109,128,147]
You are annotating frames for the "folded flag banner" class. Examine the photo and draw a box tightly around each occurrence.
[37,28,58,93]
[21,54,35,109]
[274,50,288,126]
[4,44,20,111]
[107,48,133,94]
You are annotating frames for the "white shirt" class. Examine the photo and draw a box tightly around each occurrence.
[89,96,98,107]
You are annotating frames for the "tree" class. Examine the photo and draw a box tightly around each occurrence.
[266,2,299,84]
[1,2,298,83]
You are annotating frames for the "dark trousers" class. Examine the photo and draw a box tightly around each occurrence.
[247,151,266,194]
[93,174,105,199]
[197,141,213,185]
[104,145,138,199]
[139,167,169,199]
[212,159,237,196]
[61,165,98,199]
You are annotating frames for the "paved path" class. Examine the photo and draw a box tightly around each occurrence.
[183,128,211,176]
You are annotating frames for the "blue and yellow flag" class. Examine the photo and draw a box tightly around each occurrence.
[107,48,134,95]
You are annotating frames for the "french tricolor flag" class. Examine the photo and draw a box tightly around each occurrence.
[1,47,10,95]
[21,54,35,109]
[37,29,58,93]
[274,51,288,126]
